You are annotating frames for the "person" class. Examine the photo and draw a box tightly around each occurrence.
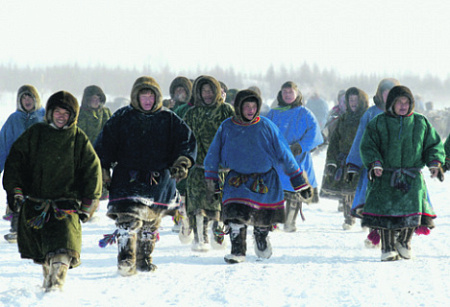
[267,81,323,232]
[225,88,239,106]
[204,89,313,263]
[322,89,346,146]
[3,91,102,291]
[219,81,228,102]
[95,76,197,276]
[444,135,450,172]
[77,85,112,144]
[0,85,45,243]
[171,76,193,117]
[320,87,369,230]
[183,75,235,252]
[345,78,399,247]
[77,85,112,202]
[359,85,445,261]
[306,92,329,129]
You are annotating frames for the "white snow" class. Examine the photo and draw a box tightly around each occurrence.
[0,103,449,306]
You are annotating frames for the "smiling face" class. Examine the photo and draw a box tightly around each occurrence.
[139,89,156,111]
[394,96,410,116]
[201,83,214,105]
[52,106,70,128]
[21,93,35,112]
[348,94,359,112]
[242,100,258,121]
[281,87,297,104]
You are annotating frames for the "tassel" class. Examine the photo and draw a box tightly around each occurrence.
[250,177,269,194]
[99,230,119,248]
[415,226,431,236]
[54,207,77,220]
[27,211,50,229]
[367,229,381,245]
[228,175,248,187]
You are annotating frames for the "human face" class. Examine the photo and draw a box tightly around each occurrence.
[139,90,156,111]
[338,95,347,112]
[201,84,214,105]
[281,87,297,104]
[242,101,258,121]
[348,95,359,112]
[221,87,227,101]
[174,86,187,102]
[89,95,101,109]
[382,89,390,104]
[21,93,35,112]
[393,96,410,116]
[52,107,70,128]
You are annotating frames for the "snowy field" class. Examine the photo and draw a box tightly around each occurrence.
[0,149,449,307]
[0,97,449,306]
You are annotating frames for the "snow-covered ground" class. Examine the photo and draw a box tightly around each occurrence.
[0,149,449,307]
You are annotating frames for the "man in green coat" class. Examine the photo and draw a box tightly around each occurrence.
[3,91,102,291]
[360,85,445,261]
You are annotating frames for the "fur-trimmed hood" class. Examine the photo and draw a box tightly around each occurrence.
[192,75,224,107]
[169,76,193,103]
[130,76,163,113]
[81,85,106,109]
[276,81,304,107]
[373,78,400,110]
[233,89,261,123]
[385,85,415,117]
[45,91,79,129]
[16,85,41,113]
[345,87,369,118]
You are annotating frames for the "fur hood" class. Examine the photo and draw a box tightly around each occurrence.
[169,76,193,103]
[45,91,79,128]
[345,87,369,118]
[385,85,415,117]
[81,85,106,109]
[276,81,304,107]
[233,89,261,123]
[16,85,41,113]
[373,78,400,110]
[192,75,224,107]
[130,76,163,113]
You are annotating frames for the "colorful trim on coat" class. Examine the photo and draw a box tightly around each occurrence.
[223,198,284,210]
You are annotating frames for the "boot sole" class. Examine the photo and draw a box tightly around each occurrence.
[224,255,245,264]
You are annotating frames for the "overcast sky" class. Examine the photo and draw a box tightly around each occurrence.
[2,0,450,80]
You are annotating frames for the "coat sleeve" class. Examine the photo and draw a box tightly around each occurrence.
[422,118,445,166]
[94,112,121,169]
[204,123,223,181]
[171,114,197,167]
[346,111,371,169]
[326,117,342,165]
[295,109,323,153]
[359,119,383,169]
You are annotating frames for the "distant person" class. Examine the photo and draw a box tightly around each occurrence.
[322,89,346,146]
[306,92,329,129]
[359,85,444,261]
[171,76,193,117]
[267,81,323,232]
[3,91,102,291]
[95,76,196,276]
[204,89,312,263]
[219,81,228,102]
[1,85,45,243]
[320,87,369,230]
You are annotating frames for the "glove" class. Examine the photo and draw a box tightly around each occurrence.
[368,162,383,181]
[298,185,313,203]
[430,163,444,182]
[10,187,24,213]
[79,199,99,223]
[170,156,192,181]
[289,143,302,156]
[326,164,336,176]
[102,168,112,190]
[345,172,355,184]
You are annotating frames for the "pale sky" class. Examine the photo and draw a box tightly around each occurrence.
[2,0,450,80]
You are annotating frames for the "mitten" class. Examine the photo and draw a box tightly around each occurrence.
[429,162,444,182]
[10,187,24,212]
[289,143,302,156]
[79,199,99,223]
[170,156,192,181]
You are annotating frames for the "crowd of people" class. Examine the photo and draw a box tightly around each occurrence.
[0,75,448,292]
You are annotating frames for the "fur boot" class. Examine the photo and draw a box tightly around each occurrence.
[117,227,138,276]
[45,253,71,292]
[380,229,400,261]
[342,195,355,230]
[395,228,414,259]
[136,226,157,272]
[191,214,210,252]
[284,199,300,233]
[4,211,19,243]
[224,223,247,264]
[42,262,50,290]
[254,226,272,259]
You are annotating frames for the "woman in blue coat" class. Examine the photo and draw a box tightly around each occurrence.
[0,85,45,242]
[204,89,312,263]
[267,81,323,232]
